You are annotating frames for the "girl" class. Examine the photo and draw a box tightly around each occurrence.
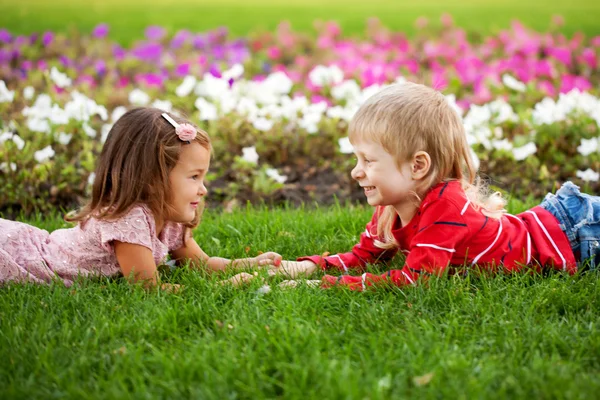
[273,82,600,291]
[0,107,281,288]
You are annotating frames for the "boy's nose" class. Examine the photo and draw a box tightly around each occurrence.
[351,165,364,180]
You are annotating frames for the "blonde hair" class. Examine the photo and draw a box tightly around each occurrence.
[349,82,505,249]
[66,107,211,240]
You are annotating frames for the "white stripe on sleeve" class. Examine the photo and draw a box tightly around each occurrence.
[461,199,471,215]
[333,254,348,272]
[525,210,567,270]
[415,243,456,253]
[472,219,503,265]
[506,213,531,264]
[361,273,367,290]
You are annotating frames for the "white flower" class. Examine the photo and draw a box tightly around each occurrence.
[50,67,72,88]
[12,135,25,150]
[222,64,244,81]
[576,168,599,182]
[82,122,96,138]
[23,86,35,100]
[255,284,271,295]
[491,139,513,151]
[331,80,361,102]
[101,124,112,143]
[34,145,55,163]
[577,137,599,157]
[152,99,172,112]
[502,74,526,92]
[175,75,197,98]
[87,172,96,187]
[57,132,72,145]
[512,142,537,161]
[0,162,16,172]
[262,71,293,95]
[111,106,127,123]
[0,80,14,103]
[338,137,354,154]
[65,91,108,121]
[195,97,218,121]
[241,146,259,164]
[128,88,150,106]
[27,118,50,133]
[252,117,274,131]
[195,73,229,99]
[469,148,480,171]
[0,130,13,143]
[308,65,344,87]
[266,168,287,183]
[445,94,464,117]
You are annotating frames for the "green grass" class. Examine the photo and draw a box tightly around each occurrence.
[2,200,600,398]
[1,0,599,45]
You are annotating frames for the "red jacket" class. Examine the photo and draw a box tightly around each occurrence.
[298,181,576,291]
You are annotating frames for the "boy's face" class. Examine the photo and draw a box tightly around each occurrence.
[350,139,418,218]
[167,142,210,224]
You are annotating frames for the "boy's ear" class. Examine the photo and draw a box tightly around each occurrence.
[411,151,431,180]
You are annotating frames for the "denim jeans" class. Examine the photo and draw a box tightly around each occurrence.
[540,181,600,271]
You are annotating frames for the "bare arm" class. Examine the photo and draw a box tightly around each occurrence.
[170,235,282,272]
[113,241,159,286]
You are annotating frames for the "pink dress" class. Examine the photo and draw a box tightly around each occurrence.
[0,204,185,286]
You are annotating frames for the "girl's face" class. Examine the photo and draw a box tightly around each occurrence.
[351,139,418,219]
[167,142,211,224]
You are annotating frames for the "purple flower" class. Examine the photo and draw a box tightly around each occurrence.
[22,60,33,70]
[37,60,48,70]
[59,55,72,68]
[132,42,162,61]
[42,31,54,47]
[171,30,191,49]
[92,23,109,39]
[95,60,107,76]
[208,64,222,78]
[193,34,207,49]
[0,29,11,43]
[0,49,9,64]
[145,26,166,41]
[113,44,126,60]
[136,73,164,88]
[27,33,38,45]
[212,45,225,59]
[175,63,190,77]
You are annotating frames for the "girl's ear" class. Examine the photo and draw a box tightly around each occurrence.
[411,151,431,180]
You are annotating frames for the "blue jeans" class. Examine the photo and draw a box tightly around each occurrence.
[540,182,600,271]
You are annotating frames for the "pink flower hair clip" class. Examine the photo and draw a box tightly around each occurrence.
[161,113,196,143]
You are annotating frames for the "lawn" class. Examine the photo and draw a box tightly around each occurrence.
[1,202,600,398]
[1,0,600,44]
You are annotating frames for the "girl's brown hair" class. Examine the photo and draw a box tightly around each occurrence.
[349,82,505,249]
[66,107,211,234]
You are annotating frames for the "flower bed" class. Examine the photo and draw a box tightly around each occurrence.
[1,18,599,215]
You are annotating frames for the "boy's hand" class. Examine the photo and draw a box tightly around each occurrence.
[255,252,283,267]
[269,260,318,278]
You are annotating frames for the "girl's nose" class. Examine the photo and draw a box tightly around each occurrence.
[198,182,207,196]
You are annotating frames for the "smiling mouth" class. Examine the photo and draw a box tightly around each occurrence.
[363,186,375,191]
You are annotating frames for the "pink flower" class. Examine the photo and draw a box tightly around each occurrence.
[176,123,197,142]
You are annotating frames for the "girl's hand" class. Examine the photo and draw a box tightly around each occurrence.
[255,252,283,267]
[220,272,258,287]
[160,283,182,293]
[279,279,322,289]
[269,260,317,278]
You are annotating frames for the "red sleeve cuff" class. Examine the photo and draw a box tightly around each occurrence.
[297,255,327,271]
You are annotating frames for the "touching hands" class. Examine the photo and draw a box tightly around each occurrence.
[268,260,318,278]
[254,252,283,267]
